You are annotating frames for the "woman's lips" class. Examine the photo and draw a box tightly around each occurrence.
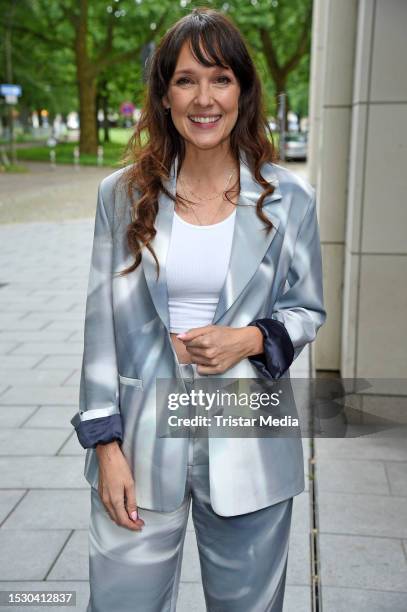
[188,115,222,129]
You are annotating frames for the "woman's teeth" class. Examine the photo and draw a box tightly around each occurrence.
[189,115,221,124]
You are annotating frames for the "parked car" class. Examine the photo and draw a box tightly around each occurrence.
[283,132,308,161]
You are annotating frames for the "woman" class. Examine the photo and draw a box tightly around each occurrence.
[71,7,326,612]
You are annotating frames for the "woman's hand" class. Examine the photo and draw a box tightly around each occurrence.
[96,441,145,531]
[176,325,264,375]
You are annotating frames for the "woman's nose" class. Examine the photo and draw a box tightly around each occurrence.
[194,82,213,106]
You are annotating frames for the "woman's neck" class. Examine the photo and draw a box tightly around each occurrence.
[179,146,238,186]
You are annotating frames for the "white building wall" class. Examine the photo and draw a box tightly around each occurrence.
[342,0,407,378]
[311,0,407,378]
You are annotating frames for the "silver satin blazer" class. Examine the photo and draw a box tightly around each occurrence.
[70,149,326,516]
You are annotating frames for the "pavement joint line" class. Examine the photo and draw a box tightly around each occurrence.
[382,461,394,494]
[5,342,24,355]
[0,385,12,399]
[0,580,90,583]
[310,490,407,499]
[402,540,407,564]
[17,406,43,428]
[44,529,77,581]
[55,431,77,456]
[309,438,321,612]
[312,531,407,541]
[60,369,79,386]
[0,488,89,491]
[315,455,407,463]
[31,355,54,369]
[0,489,28,528]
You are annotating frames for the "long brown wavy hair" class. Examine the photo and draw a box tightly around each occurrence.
[118,7,278,279]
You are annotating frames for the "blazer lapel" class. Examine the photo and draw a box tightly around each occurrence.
[211,150,282,324]
[141,155,178,331]
[141,149,282,331]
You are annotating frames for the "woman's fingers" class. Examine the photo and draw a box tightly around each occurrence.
[100,487,144,531]
[124,481,145,527]
[114,500,143,531]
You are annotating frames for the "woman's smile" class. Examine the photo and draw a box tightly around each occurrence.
[188,114,223,129]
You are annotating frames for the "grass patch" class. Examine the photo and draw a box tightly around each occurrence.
[0,163,29,173]
[16,141,127,168]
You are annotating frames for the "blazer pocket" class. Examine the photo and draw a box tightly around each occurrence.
[118,374,143,389]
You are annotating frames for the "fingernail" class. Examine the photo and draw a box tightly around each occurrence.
[130,511,138,521]
[177,333,186,339]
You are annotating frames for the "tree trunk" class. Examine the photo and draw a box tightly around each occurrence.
[75,0,98,155]
[102,94,110,143]
[77,67,97,155]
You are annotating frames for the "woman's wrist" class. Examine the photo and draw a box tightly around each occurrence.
[96,440,121,458]
[239,326,264,358]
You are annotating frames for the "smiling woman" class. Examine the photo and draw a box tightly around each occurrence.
[72,6,326,612]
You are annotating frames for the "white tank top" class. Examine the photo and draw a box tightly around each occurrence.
[166,209,236,334]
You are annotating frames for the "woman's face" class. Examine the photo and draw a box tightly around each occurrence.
[162,41,241,151]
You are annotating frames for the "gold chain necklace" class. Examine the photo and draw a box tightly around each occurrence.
[178,169,235,201]
[176,169,236,226]
[176,183,226,226]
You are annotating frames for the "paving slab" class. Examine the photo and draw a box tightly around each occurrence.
[0,341,19,354]
[0,405,38,427]
[58,432,86,456]
[2,490,90,530]
[0,490,26,524]
[23,405,78,429]
[282,586,311,612]
[286,492,311,587]
[34,355,82,370]
[0,456,87,488]
[0,530,70,580]
[385,461,407,495]
[0,330,73,342]
[0,428,72,456]
[177,582,206,612]
[43,320,83,331]
[319,533,407,591]
[321,587,407,612]
[0,355,45,368]
[317,491,407,538]
[9,341,83,356]
[47,530,89,581]
[180,530,202,582]
[0,369,73,387]
[315,436,407,461]
[62,369,81,387]
[0,385,79,405]
[316,458,390,494]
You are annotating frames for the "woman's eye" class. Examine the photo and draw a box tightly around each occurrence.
[216,76,231,84]
[175,76,232,85]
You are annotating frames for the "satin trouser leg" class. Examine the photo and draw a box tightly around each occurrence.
[86,364,293,612]
[184,365,293,612]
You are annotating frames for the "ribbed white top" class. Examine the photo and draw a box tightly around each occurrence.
[166,210,236,333]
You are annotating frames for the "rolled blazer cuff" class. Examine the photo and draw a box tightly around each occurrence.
[247,318,294,379]
[70,411,123,450]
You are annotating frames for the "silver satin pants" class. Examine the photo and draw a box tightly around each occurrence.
[87,364,294,612]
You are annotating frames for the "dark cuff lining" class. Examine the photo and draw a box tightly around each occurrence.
[73,413,123,450]
[247,318,294,379]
